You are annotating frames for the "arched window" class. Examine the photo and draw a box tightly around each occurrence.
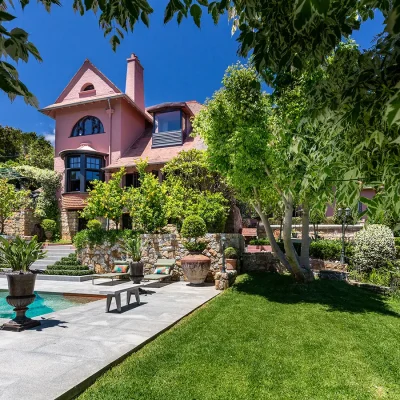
[71,116,104,137]
[82,84,94,91]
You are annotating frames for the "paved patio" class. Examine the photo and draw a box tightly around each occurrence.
[0,279,219,400]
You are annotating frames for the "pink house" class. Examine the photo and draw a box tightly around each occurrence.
[40,54,205,239]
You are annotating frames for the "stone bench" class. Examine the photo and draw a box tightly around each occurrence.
[100,284,144,313]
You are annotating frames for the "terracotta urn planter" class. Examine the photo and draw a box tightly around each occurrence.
[129,261,144,284]
[181,253,211,285]
[2,273,40,332]
[225,258,237,270]
[44,231,53,241]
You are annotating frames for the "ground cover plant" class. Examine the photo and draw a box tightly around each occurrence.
[79,273,400,400]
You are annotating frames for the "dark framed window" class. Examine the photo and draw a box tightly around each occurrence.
[65,154,104,193]
[152,170,159,180]
[71,116,104,137]
[125,172,140,188]
[154,111,181,133]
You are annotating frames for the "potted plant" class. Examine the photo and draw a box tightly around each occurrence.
[180,215,211,285]
[0,236,46,332]
[291,229,298,238]
[41,219,57,241]
[224,247,238,270]
[121,234,144,284]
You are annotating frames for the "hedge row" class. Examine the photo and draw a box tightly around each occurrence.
[47,264,90,271]
[46,270,94,276]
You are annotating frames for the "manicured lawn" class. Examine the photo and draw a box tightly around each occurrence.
[79,273,400,399]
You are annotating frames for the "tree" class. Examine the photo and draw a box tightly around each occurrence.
[193,63,329,282]
[3,1,400,123]
[0,178,29,234]
[81,168,126,230]
[125,160,167,233]
[163,150,231,232]
[0,126,54,169]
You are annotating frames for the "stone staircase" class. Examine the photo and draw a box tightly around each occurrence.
[30,244,76,271]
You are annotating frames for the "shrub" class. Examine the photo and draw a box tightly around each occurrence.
[224,247,238,259]
[73,229,135,250]
[45,254,93,275]
[310,240,344,261]
[41,219,57,233]
[353,224,396,271]
[87,219,102,231]
[184,241,207,253]
[181,215,207,239]
[249,239,270,245]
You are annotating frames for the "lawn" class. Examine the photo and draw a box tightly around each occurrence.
[79,273,400,400]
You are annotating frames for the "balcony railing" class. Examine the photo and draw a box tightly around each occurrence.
[152,130,183,148]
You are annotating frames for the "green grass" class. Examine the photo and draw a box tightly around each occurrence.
[79,273,400,400]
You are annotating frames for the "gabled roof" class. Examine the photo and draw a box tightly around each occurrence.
[55,59,122,104]
[39,59,152,122]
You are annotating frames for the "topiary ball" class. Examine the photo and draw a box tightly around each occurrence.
[87,219,102,231]
[180,215,207,239]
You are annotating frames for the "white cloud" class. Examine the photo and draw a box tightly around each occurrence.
[42,128,55,146]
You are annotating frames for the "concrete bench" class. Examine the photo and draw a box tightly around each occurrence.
[100,284,144,313]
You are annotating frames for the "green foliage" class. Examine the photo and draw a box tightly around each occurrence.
[332,205,359,225]
[224,247,237,259]
[87,219,102,231]
[309,240,351,261]
[45,254,92,275]
[0,126,54,170]
[126,160,167,233]
[183,240,207,253]
[120,234,141,261]
[81,168,126,229]
[73,229,135,250]
[0,235,45,272]
[41,219,57,233]
[163,150,230,232]
[249,239,270,245]
[180,215,207,239]
[353,225,396,272]
[0,177,30,234]
[14,165,61,220]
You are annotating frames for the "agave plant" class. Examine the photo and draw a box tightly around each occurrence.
[0,236,46,272]
[121,234,141,262]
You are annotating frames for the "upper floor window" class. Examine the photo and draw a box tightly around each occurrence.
[82,84,94,91]
[154,111,181,133]
[71,116,104,137]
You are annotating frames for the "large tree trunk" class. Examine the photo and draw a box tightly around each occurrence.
[300,205,310,269]
[0,218,4,235]
[252,203,292,273]
[282,195,314,283]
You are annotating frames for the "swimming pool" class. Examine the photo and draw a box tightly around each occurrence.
[0,290,102,319]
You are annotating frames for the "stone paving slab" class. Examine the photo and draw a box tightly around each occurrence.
[0,280,219,400]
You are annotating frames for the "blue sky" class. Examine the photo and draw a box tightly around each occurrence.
[0,3,385,144]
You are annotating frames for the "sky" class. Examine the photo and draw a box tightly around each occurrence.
[0,2,386,145]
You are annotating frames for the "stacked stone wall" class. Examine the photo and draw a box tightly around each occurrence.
[3,209,40,237]
[77,233,245,281]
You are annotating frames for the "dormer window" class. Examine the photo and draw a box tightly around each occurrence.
[154,111,181,133]
[71,116,104,137]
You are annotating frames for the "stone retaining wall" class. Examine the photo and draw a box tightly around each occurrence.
[77,233,245,282]
[241,252,281,273]
[3,209,40,237]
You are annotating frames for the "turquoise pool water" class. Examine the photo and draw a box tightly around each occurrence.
[0,290,99,319]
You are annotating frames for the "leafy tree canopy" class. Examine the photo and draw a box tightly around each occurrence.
[0,125,54,170]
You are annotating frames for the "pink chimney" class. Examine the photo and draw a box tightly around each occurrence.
[125,53,145,111]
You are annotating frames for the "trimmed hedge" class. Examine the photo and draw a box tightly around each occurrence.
[309,239,354,261]
[47,264,90,271]
[45,254,92,276]
[46,270,94,276]
[249,239,270,245]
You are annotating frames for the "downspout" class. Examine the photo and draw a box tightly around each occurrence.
[106,98,114,231]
